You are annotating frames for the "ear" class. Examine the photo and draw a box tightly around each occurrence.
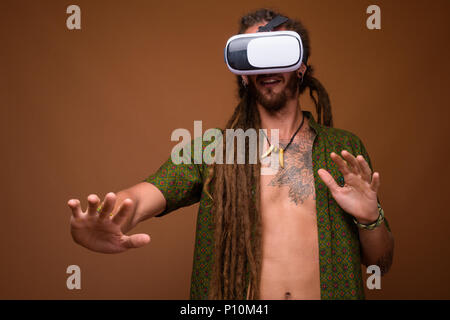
[296,63,307,78]
[241,75,249,85]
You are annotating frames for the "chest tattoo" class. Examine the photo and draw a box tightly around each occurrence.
[268,128,316,205]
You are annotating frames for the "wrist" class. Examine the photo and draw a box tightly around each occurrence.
[356,209,379,224]
[353,204,384,230]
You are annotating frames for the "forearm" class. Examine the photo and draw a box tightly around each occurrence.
[358,222,394,275]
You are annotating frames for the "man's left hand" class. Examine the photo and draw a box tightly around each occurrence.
[318,150,380,224]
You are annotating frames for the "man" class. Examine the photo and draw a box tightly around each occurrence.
[68,8,394,300]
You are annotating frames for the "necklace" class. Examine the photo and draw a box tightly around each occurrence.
[261,114,305,168]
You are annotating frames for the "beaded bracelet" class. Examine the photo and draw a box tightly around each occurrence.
[353,204,385,230]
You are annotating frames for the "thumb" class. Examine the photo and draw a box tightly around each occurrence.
[121,233,151,249]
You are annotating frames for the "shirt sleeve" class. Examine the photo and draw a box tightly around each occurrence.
[143,140,204,218]
[356,137,392,232]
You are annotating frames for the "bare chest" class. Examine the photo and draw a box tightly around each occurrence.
[260,127,317,220]
[258,127,321,299]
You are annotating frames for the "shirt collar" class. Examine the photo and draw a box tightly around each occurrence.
[302,110,322,134]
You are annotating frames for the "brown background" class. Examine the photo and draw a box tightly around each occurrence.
[1,0,449,299]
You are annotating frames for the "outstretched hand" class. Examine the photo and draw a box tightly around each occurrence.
[318,150,380,224]
[68,192,151,253]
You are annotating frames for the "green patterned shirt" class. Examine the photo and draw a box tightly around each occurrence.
[144,111,390,300]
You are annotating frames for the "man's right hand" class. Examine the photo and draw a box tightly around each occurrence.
[68,192,151,253]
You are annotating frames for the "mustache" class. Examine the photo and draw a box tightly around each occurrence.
[256,73,282,81]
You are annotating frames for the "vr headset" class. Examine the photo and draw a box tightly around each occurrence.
[224,15,305,75]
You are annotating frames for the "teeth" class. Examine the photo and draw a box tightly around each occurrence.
[262,79,279,84]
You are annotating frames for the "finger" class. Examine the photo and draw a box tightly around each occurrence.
[121,233,151,249]
[317,168,341,194]
[341,150,360,174]
[98,192,116,220]
[87,194,101,216]
[112,198,134,226]
[356,155,372,182]
[68,199,82,218]
[370,172,381,192]
[330,152,351,176]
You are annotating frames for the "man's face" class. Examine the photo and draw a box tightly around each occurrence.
[243,22,300,113]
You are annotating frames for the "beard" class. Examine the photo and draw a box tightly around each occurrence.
[247,72,299,113]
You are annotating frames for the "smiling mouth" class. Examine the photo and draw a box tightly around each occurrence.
[259,75,282,87]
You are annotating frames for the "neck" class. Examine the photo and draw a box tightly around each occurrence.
[257,98,303,140]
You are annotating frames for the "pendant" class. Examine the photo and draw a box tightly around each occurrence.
[261,145,284,168]
[279,148,284,168]
[261,144,274,158]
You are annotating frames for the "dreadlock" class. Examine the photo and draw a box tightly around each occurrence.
[207,8,333,300]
